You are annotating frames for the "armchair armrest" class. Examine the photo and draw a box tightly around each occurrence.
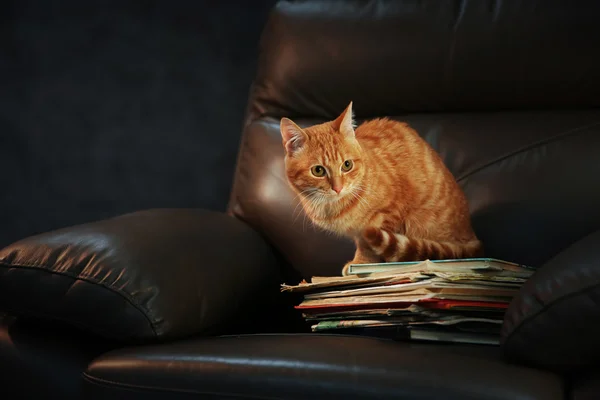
[501,229,600,372]
[0,209,280,342]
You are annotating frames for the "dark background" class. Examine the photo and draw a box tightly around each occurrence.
[0,0,277,248]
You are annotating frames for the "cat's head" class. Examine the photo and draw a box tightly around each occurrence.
[279,102,365,204]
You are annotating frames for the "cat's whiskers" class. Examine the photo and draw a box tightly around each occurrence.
[303,194,324,231]
[349,183,370,212]
[292,188,318,224]
[302,191,328,232]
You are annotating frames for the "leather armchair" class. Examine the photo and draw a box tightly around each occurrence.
[2,1,600,399]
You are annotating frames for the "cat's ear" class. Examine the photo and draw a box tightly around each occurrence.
[332,101,355,138]
[280,117,307,155]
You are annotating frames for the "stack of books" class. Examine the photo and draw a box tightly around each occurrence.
[281,258,535,345]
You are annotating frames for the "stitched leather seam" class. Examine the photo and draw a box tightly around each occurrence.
[503,282,600,348]
[456,120,600,183]
[0,262,158,337]
[82,372,283,400]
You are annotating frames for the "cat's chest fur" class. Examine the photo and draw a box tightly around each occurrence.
[308,197,373,237]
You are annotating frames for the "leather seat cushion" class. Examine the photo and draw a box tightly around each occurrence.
[83,333,564,400]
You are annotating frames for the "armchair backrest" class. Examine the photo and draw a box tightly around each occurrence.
[227,0,600,279]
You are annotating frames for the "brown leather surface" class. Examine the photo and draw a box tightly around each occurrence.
[83,334,564,400]
[0,209,281,341]
[501,229,600,373]
[0,313,116,400]
[570,370,600,400]
[229,112,600,279]
[228,0,600,281]
[2,1,600,399]
[245,0,600,123]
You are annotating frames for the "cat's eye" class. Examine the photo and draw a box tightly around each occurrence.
[311,165,326,177]
[341,160,353,172]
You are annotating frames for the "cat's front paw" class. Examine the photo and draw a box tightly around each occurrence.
[341,261,353,276]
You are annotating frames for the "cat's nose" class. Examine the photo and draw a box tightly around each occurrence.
[332,185,343,194]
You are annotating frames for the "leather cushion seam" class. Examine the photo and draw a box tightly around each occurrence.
[0,262,158,337]
[503,281,600,348]
[456,120,600,183]
[82,372,280,400]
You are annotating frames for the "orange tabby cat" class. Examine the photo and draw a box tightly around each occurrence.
[280,101,483,276]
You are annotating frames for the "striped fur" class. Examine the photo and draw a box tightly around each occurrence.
[362,227,483,263]
[280,102,483,276]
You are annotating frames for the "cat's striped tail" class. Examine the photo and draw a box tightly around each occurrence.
[363,227,483,262]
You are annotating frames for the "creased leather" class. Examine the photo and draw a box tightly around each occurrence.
[501,230,600,372]
[0,209,280,341]
[245,0,600,123]
[83,334,563,400]
[2,1,600,399]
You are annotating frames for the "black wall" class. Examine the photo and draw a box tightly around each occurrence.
[0,0,276,248]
